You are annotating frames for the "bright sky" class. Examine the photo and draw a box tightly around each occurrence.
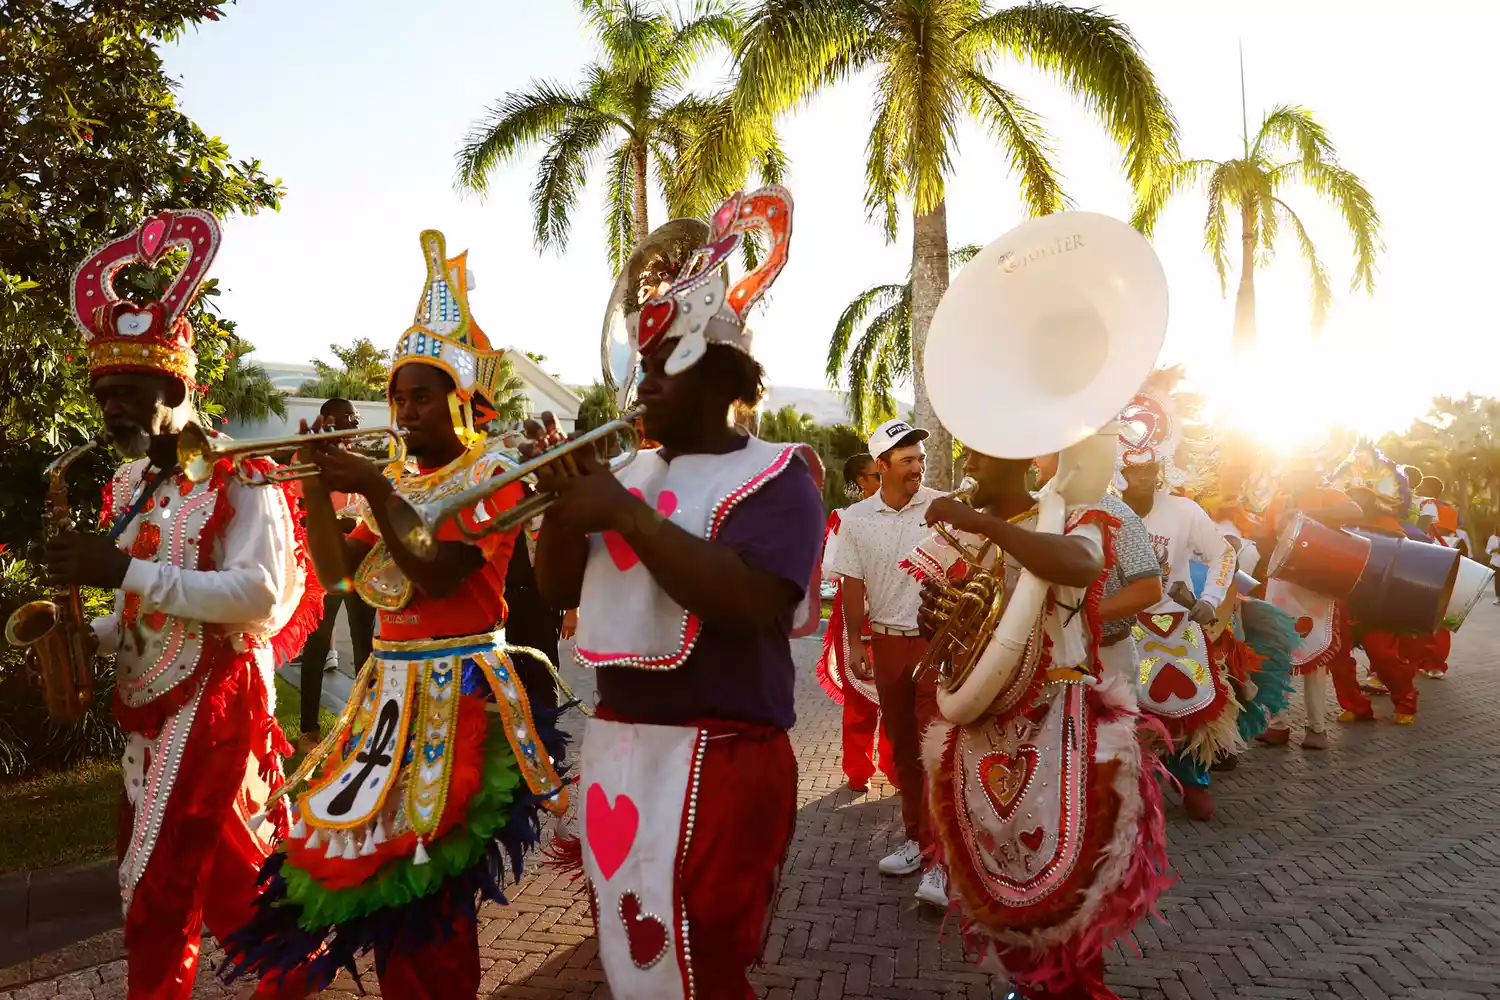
[162,0,1500,445]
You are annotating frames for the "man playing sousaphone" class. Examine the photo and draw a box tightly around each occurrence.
[536,187,825,997]
[38,210,320,999]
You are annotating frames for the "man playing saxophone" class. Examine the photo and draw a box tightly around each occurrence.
[42,210,320,1000]
[910,447,1171,1000]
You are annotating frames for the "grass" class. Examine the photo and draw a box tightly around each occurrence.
[0,675,336,875]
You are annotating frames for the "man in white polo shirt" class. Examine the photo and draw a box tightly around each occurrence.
[828,418,947,906]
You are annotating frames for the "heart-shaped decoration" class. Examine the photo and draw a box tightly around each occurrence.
[1121,415,1155,449]
[1294,616,1314,638]
[619,891,670,969]
[711,192,743,234]
[584,782,638,881]
[602,490,678,572]
[1148,662,1199,703]
[1018,826,1045,852]
[1150,613,1177,633]
[636,297,677,354]
[116,310,155,336]
[977,747,1038,823]
[137,214,169,265]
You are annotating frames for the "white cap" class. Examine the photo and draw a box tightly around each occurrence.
[867,418,929,462]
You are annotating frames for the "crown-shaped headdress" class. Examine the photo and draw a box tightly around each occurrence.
[69,209,221,388]
[629,185,793,375]
[391,230,504,402]
[1329,437,1410,509]
[1115,366,1189,490]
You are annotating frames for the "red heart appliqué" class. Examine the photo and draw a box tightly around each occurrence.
[585,783,638,881]
[977,747,1038,823]
[636,298,677,353]
[137,214,169,264]
[1294,616,1314,638]
[1019,826,1045,852]
[603,490,678,572]
[1148,662,1199,703]
[619,890,670,969]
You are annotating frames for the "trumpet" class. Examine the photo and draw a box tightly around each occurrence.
[388,412,644,560]
[177,422,407,595]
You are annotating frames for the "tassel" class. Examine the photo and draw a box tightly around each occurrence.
[341,834,358,860]
[372,815,388,845]
[324,831,344,860]
[413,836,431,866]
[304,828,322,850]
[359,826,377,857]
[290,813,307,839]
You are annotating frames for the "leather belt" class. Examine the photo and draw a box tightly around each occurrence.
[870,623,922,637]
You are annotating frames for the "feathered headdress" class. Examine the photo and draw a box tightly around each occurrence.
[69,209,222,389]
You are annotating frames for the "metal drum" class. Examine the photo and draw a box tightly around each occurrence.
[1234,570,1260,597]
[1442,556,1496,631]
[1346,529,1460,635]
[1266,512,1372,600]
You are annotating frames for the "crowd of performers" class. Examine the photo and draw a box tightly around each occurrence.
[27,192,1489,1000]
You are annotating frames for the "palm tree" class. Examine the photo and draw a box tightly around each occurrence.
[729,1,1178,487]
[574,381,622,433]
[1132,103,1380,355]
[207,338,286,423]
[296,338,390,401]
[829,244,980,430]
[758,403,818,443]
[487,359,532,427]
[455,0,783,271]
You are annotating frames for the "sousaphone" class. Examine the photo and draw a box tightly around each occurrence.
[923,211,1169,724]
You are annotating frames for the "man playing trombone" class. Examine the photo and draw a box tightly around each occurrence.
[222,231,568,1000]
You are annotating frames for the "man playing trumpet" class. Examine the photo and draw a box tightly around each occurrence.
[41,210,320,1000]
[222,231,568,999]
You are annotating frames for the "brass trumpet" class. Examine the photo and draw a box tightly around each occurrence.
[177,422,408,594]
[915,480,1005,691]
[388,412,644,560]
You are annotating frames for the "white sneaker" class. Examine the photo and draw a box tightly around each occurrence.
[915,865,949,909]
[877,839,922,876]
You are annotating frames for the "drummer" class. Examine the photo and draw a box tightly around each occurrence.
[1339,477,1422,725]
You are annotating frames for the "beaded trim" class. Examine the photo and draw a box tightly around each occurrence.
[87,340,195,382]
[120,676,208,901]
[406,655,462,836]
[475,650,567,815]
[674,729,708,998]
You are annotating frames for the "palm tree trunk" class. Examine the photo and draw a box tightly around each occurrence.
[910,200,953,490]
[632,141,650,248]
[1232,199,1257,358]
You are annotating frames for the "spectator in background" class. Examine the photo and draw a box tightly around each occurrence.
[539,410,565,446]
[1488,528,1500,604]
[503,482,567,712]
[294,397,376,752]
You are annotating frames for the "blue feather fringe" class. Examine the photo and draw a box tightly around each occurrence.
[1236,599,1297,743]
[219,700,574,993]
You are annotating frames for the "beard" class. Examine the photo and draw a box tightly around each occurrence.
[105,422,151,461]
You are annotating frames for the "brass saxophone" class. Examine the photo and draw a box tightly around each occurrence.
[916,480,1006,692]
[4,440,100,724]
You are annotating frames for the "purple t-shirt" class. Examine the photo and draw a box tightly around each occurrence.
[595,446,825,730]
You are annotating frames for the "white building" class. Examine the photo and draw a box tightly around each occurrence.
[233,349,581,439]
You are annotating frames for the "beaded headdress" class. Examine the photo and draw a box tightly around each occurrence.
[390,230,505,444]
[1115,366,1189,491]
[630,185,793,375]
[69,209,222,389]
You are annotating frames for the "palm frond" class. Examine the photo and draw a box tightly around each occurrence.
[732,0,880,118]
[864,93,907,242]
[961,71,1067,217]
[583,0,676,85]
[665,92,785,217]
[603,141,638,271]
[455,80,603,195]
[1202,161,1232,294]
[1254,167,1278,268]
[1129,158,1218,235]
[828,282,906,385]
[972,3,1178,190]
[1252,104,1332,169]
[529,113,615,252]
[1274,197,1333,331]
[882,7,965,214]
[655,3,743,92]
[950,243,982,268]
[1294,160,1382,293]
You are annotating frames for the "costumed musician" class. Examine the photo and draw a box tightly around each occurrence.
[222,231,568,999]
[40,210,318,1000]
[1410,475,1461,678]
[536,187,824,997]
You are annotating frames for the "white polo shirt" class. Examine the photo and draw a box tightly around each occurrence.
[827,486,943,630]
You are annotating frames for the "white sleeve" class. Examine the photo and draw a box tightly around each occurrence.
[1186,504,1235,606]
[1489,535,1500,555]
[120,481,288,624]
[90,614,121,656]
[826,516,864,582]
[1068,521,1104,566]
[821,528,843,582]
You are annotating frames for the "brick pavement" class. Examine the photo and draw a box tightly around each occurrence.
[5,603,1499,999]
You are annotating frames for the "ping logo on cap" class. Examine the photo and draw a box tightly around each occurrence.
[880,422,912,442]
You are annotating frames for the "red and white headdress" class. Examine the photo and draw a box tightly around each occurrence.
[1115,366,1188,490]
[630,185,793,375]
[68,210,222,388]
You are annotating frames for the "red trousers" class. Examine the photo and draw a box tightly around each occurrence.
[119,669,304,1000]
[870,633,937,858]
[1344,631,1420,716]
[842,687,897,787]
[1407,630,1451,677]
[378,912,480,999]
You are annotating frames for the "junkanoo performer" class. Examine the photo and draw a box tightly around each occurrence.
[816,452,897,791]
[910,448,1171,999]
[41,210,320,999]
[536,187,825,997]
[1410,475,1460,678]
[223,231,568,997]
[1115,374,1245,822]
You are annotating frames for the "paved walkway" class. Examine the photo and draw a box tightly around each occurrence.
[5,603,1499,999]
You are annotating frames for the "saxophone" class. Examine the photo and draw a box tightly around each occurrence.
[4,440,100,724]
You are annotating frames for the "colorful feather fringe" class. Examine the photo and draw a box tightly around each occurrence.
[1234,599,1297,744]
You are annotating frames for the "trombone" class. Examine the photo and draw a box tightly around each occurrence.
[387,411,644,560]
[177,421,409,594]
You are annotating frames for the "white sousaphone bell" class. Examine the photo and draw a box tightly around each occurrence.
[924,211,1169,724]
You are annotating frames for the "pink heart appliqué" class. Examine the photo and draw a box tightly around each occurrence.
[138,215,168,264]
[603,490,678,572]
[585,782,638,881]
